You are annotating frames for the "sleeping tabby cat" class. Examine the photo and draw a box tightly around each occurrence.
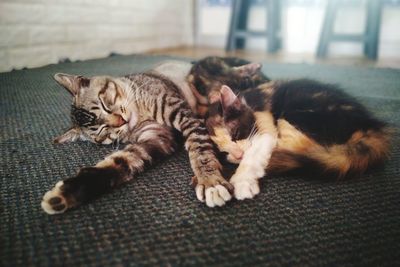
[41,68,233,214]
[188,57,391,200]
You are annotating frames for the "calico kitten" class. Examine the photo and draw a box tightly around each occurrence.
[189,57,391,200]
[41,71,233,214]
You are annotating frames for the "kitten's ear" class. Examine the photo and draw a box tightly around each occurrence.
[220,85,241,110]
[54,73,84,95]
[233,62,262,76]
[53,127,81,144]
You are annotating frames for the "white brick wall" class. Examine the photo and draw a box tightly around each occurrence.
[0,0,194,72]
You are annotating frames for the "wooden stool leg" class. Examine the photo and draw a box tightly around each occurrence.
[226,0,250,51]
[317,0,338,58]
[365,0,382,59]
[226,0,241,51]
[267,0,281,53]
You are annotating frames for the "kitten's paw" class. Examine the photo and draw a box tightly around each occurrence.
[193,175,233,207]
[41,181,69,215]
[231,179,260,200]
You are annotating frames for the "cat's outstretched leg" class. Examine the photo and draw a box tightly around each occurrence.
[178,117,233,207]
[230,112,277,200]
[42,123,176,214]
[167,99,233,207]
[230,133,276,200]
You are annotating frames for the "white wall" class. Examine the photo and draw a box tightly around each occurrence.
[197,0,400,59]
[0,0,194,72]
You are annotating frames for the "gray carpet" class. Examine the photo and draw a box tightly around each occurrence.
[1,54,399,267]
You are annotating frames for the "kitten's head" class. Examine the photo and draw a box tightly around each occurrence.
[188,56,269,98]
[208,85,256,164]
[53,73,135,145]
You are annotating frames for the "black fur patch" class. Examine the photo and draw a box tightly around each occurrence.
[185,127,209,137]
[71,105,97,127]
[62,167,121,205]
[270,79,385,145]
[242,89,267,111]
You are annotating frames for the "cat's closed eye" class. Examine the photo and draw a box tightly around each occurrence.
[99,97,112,113]
[97,125,108,135]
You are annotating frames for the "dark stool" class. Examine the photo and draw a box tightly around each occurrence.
[317,0,383,60]
[226,0,281,53]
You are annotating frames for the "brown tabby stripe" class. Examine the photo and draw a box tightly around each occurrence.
[152,98,158,119]
[180,119,197,132]
[161,94,168,122]
[79,77,90,87]
[168,102,186,124]
[99,81,109,94]
[189,138,213,146]
[185,127,208,137]
[144,72,182,95]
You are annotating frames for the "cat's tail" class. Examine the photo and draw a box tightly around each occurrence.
[267,122,392,179]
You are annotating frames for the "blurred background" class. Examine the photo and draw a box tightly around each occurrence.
[0,0,399,72]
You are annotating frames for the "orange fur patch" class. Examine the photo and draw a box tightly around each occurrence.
[271,120,391,178]
[276,119,316,153]
[254,111,277,137]
[258,81,276,96]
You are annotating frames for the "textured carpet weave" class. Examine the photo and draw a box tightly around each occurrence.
[1,55,399,267]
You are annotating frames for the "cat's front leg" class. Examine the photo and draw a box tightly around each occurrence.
[186,135,233,207]
[41,166,124,214]
[42,129,176,214]
[230,133,276,200]
[179,118,233,207]
[167,103,233,207]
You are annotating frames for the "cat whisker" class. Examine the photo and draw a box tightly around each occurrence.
[122,77,143,107]
[113,131,123,150]
[247,123,258,144]
[125,78,152,107]
[123,81,137,107]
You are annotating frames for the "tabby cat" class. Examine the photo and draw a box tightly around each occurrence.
[41,69,233,214]
[188,57,391,200]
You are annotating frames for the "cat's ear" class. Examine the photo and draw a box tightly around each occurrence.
[220,85,241,111]
[54,73,86,95]
[53,127,82,144]
[233,62,262,76]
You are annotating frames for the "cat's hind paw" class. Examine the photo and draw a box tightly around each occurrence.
[41,181,69,215]
[192,175,233,207]
[232,179,260,200]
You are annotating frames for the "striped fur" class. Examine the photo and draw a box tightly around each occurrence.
[42,70,232,215]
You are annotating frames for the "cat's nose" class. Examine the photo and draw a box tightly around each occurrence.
[231,149,243,160]
[110,115,127,128]
[117,116,127,127]
[226,143,244,161]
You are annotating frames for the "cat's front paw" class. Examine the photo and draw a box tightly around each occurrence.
[192,175,233,207]
[41,181,70,215]
[231,178,260,200]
